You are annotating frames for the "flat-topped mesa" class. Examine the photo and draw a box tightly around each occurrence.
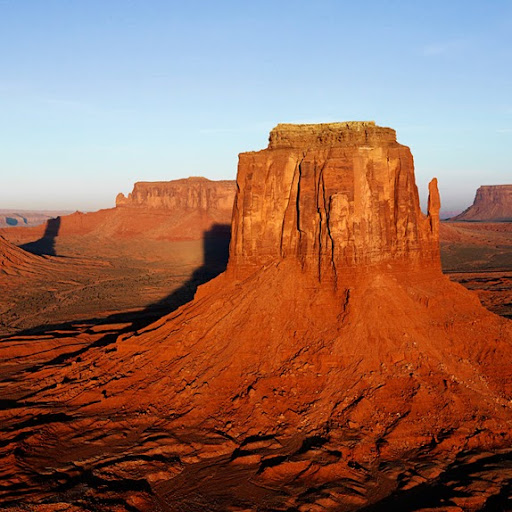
[453,184,512,221]
[116,177,236,212]
[229,122,440,280]
[268,121,397,149]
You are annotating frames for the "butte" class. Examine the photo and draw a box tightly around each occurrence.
[453,184,512,222]
[1,122,512,511]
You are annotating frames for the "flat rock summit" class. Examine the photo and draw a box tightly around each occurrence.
[116,177,235,212]
[453,184,512,222]
[1,122,511,511]
[3,177,236,245]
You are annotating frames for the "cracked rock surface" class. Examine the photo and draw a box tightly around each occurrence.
[1,123,512,511]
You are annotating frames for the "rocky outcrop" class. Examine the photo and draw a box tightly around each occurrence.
[116,177,236,212]
[453,184,512,221]
[0,236,43,275]
[2,177,237,245]
[230,122,440,279]
[1,123,512,511]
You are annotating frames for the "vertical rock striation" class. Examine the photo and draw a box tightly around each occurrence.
[229,122,440,280]
[116,177,236,213]
[2,123,512,511]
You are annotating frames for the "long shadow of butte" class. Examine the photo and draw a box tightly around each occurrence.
[10,223,231,337]
[20,217,61,256]
[132,223,230,330]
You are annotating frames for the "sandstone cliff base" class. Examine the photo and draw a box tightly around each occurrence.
[1,123,512,511]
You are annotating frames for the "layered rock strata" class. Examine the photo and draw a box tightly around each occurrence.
[0,236,44,275]
[1,123,512,511]
[116,177,235,212]
[2,177,236,244]
[230,122,440,279]
[453,184,512,221]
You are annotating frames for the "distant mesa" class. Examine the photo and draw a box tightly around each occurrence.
[116,176,236,212]
[452,184,512,221]
[4,122,510,509]
[2,177,237,245]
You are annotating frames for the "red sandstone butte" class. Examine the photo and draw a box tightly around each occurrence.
[1,123,512,511]
[116,177,235,212]
[229,122,440,275]
[453,184,512,221]
[2,177,236,244]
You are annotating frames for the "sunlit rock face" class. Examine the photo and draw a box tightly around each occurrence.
[3,177,237,243]
[229,122,440,279]
[2,123,512,512]
[453,184,512,221]
[116,177,236,213]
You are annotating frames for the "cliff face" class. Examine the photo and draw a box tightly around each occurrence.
[2,124,512,511]
[3,178,237,244]
[230,122,440,278]
[453,184,512,221]
[116,177,236,212]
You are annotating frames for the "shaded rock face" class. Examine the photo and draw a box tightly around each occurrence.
[453,184,512,221]
[116,177,236,212]
[230,122,440,279]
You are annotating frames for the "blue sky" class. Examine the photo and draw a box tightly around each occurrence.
[0,0,511,213]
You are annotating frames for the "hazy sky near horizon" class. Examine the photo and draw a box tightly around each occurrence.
[1,0,511,213]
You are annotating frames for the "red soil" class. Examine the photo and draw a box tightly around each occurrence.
[0,124,511,511]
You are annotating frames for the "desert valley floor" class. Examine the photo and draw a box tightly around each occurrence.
[0,123,511,512]
[1,220,510,337]
[1,226,510,512]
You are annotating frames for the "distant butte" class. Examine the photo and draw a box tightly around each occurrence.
[116,176,235,212]
[2,177,236,245]
[452,184,512,221]
[1,123,512,510]
[0,177,236,335]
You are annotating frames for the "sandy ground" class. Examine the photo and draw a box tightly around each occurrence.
[1,221,510,336]
[440,221,512,319]
[0,234,228,336]
[0,223,511,511]
[0,223,510,511]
